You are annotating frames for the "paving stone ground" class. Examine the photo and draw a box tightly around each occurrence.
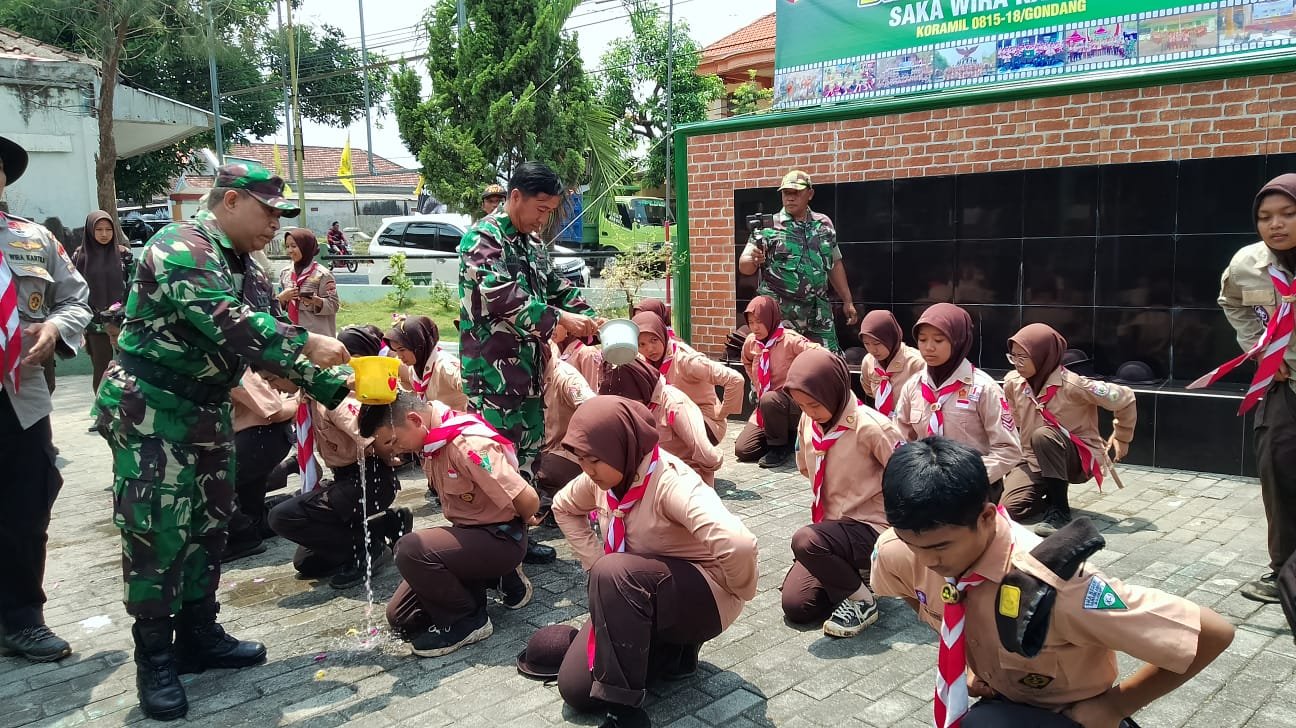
[3,376,1294,727]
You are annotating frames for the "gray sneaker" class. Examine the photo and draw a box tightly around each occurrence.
[1240,572,1280,604]
[0,624,72,662]
[823,597,879,638]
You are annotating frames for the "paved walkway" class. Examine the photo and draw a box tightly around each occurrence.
[2,376,1293,727]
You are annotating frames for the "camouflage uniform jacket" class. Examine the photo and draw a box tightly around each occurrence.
[1,213,92,429]
[747,208,841,306]
[92,209,348,446]
[458,210,595,401]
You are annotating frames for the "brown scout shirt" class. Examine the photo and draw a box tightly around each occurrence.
[665,340,745,439]
[400,353,470,412]
[861,343,927,412]
[543,358,596,454]
[651,379,724,485]
[231,370,296,433]
[871,515,1201,710]
[556,340,604,391]
[311,395,370,470]
[1218,241,1296,396]
[894,360,1025,483]
[794,399,905,531]
[741,329,820,426]
[278,262,339,337]
[552,450,759,628]
[1003,369,1137,474]
[421,435,530,527]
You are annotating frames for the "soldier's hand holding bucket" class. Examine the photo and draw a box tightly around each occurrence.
[303,333,350,367]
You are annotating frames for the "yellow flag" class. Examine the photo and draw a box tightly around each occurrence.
[338,136,357,196]
[413,175,424,197]
[272,144,294,196]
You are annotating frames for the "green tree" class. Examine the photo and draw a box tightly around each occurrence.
[729,69,772,117]
[260,24,391,129]
[391,0,626,215]
[596,0,722,187]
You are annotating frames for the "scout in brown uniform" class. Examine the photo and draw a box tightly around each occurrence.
[871,438,1234,728]
[276,229,339,338]
[387,315,468,412]
[635,311,744,445]
[735,295,820,467]
[893,303,1024,493]
[858,309,925,419]
[534,354,596,505]
[631,298,673,336]
[360,392,539,657]
[223,369,297,561]
[268,326,411,589]
[600,357,724,486]
[552,396,759,728]
[1001,324,1136,535]
[553,323,604,391]
[1213,174,1296,604]
[780,349,906,637]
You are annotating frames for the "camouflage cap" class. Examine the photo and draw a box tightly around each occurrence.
[481,183,506,200]
[215,162,301,217]
[777,169,812,191]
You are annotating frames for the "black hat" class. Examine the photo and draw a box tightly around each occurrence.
[1111,361,1158,385]
[516,624,578,681]
[0,136,30,185]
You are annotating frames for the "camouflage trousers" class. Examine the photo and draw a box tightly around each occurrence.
[779,296,840,353]
[108,431,234,619]
[469,393,544,473]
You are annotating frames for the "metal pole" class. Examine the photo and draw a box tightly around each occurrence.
[286,0,309,224]
[277,0,295,179]
[664,0,674,308]
[457,0,466,35]
[205,0,224,162]
[358,0,376,176]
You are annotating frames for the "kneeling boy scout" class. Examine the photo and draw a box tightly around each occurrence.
[871,438,1234,728]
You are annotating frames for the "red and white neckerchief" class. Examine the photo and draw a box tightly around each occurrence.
[378,343,391,358]
[921,371,970,436]
[753,327,785,427]
[410,349,444,401]
[1029,379,1104,491]
[657,341,676,379]
[422,408,518,468]
[873,366,895,417]
[295,400,319,493]
[285,261,321,325]
[935,570,986,728]
[809,400,860,523]
[588,446,661,670]
[1189,264,1295,414]
[0,251,21,393]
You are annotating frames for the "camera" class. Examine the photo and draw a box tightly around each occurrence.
[745,213,773,233]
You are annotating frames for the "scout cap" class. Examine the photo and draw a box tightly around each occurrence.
[778,169,812,191]
[215,161,300,217]
[0,135,30,185]
[481,183,506,200]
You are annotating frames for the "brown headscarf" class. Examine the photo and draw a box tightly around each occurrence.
[914,303,974,386]
[386,315,439,376]
[785,348,854,430]
[76,210,125,312]
[1008,323,1067,395]
[338,325,386,358]
[1254,173,1296,272]
[562,395,660,492]
[859,310,904,368]
[744,296,782,341]
[287,228,320,274]
[632,311,670,369]
[598,357,662,407]
[633,298,670,326]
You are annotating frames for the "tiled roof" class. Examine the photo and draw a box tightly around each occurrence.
[0,26,99,66]
[699,13,775,64]
[225,142,421,188]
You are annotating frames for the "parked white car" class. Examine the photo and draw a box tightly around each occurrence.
[366,214,590,288]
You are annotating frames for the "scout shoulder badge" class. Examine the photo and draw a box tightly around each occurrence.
[995,518,1106,658]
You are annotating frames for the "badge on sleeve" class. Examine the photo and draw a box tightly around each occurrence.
[467,450,492,473]
[1082,576,1127,610]
[28,292,42,311]
[999,398,1016,432]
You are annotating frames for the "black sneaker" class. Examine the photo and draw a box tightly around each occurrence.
[495,566,533,609]
[1240,572,1280,604]
[1033,508,1072,537]
[600,705,651,728]
[330,546,391,590]
[757,445,792,469]
[523,541,557,565]
[0,624,72,662]
[221,539,267,564]
[411,609,493,658]
[822,597,879,638]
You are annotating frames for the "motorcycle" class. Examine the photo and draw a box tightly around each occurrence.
[325,238,359,273]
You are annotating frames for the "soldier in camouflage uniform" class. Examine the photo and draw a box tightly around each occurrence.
[91,163,351,721]
[739,170,858,352]
[459,162,599,564]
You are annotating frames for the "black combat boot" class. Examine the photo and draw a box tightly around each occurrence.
[173,598,266,674]
[132,617,188,721]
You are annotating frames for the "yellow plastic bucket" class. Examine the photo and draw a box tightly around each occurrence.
[351,355,400,405]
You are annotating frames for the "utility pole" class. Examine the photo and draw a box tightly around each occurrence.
[277,0,294,180]
[457,0,466,35]
[286,0,309,224]
[205,0,224,162]
[359,0,376,175]
[664,0,674,308]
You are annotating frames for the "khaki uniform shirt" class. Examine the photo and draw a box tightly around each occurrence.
[542,358,596,454]
[278,262,339,337]
[311,395,370,470]
[665,340,745,438]
[652,380,724,485]
[1219,241,1296,396]
[231,370,296,432]
[794,399,905,530]
[894,360,1024,483]
[553,450,759,629]
[741,329,819,424]
[861,344,927,413]
[421,436,530,527]
[1004,369,1136,474]
[872,515,1201,709]
[402,353,470,412]
[556,340,603,392]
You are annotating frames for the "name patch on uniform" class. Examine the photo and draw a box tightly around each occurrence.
[1020,673,1053,689]
[998,584,1021,619]
[1082,576,1127,610]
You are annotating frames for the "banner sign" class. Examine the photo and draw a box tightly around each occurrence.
[774,0,1296,107]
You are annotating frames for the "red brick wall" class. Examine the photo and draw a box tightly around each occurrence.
[684,71,1296,356]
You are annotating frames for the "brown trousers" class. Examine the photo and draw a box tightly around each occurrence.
[385,523,527,632]
[268,457,400,574]
[1257,382,1296,572]
[734,390,802,461]
[535,450,584,497]
[85,330,114,393]
[557,553,722,711]
[781,520,881,624]
[1000,427,1084,521]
